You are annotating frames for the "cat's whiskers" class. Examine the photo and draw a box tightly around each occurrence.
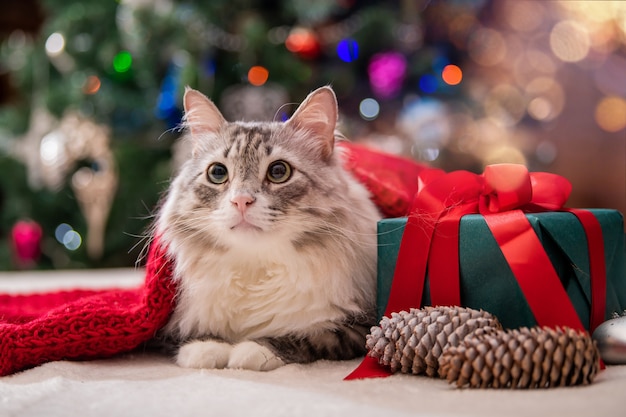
[274,216,378,250]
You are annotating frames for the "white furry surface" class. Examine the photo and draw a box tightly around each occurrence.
[1,269,625,417]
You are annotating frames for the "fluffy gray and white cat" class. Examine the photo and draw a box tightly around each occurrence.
[156,86,380,371]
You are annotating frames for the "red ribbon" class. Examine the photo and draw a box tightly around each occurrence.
[346,164,606,380]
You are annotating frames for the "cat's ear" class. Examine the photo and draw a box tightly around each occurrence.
[183,87,226,138]
[288,86,337,160]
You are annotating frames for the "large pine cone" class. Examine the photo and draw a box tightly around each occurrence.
[366,306,501,376]
[438,326,601,388]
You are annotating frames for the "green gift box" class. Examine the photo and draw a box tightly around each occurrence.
[377,209,626,330]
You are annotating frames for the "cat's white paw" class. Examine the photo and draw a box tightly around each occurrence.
[227,341,285,371]
[176,340,233,369]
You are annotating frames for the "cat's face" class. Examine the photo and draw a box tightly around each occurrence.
[162,87,349,251]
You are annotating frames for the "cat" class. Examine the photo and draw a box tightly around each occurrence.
[155,86,381,371]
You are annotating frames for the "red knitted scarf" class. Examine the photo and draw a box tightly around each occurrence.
[0,143,425,376]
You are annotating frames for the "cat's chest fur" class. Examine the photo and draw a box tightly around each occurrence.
[164,242,360,342]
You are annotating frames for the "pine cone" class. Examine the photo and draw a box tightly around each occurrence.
[438,326,601,388]
[366,306,501,376]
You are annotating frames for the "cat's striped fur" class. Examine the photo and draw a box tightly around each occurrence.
[157,87,380,370]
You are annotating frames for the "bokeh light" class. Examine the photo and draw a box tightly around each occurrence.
[484,84,525,127]
[504,1,544,32]
[527,98,553,121]
[113,51,132,73]
[441,64,463,85]
[247,66,269,86]
[45,32,65,56]
[419,74,438,94]
[285,28,320,59]
[63,230,82,251]
[82,75,101,94]
[595,96,626,132]
[337,38,359,62]
[54,223,82,251]
[368,52,407,98]
[54,223,73,243]
[550,20,590,63]
[40,132,66,165]
[359,98,380,120]
[525,77,565,122]
[468,27,506,66]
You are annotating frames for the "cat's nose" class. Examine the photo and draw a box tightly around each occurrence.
[231,192,256,213]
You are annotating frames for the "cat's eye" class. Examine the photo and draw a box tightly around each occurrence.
[266,160,292,184]
[207,163,229,184]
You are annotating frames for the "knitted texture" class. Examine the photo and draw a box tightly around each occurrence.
[0,237,176,376]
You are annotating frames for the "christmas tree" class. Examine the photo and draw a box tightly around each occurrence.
[1,0,624,269]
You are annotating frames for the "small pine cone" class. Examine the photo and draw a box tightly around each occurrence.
[438,326,601,389]
[366,306,501,376]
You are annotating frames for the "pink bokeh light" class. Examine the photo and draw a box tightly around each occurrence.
[368,52,407,98]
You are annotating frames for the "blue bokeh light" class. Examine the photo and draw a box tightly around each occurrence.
[337,39,359,63]
[419,74,438,94]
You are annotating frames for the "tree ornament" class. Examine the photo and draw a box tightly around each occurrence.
[592,312,626,364]
[10,220,43,269]
[439,326,601,388]
[285,27,321,60]
[366,306,501,376]
[13,102,58,190]
[25,112,118,260]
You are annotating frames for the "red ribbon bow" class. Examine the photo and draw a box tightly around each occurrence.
[346,164,607,380]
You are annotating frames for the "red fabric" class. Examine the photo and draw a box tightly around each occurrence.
[0,143,424,377]
[337,142,428,218]
[346,164,607,380]
[567,209,607,332]
[0,237,176,376]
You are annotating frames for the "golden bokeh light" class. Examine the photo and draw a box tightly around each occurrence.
[525,77,565,121]
[503,1,544,32]
[550,20,591,63]
[558,1,625,24]
[595,96,626,132]
[484,84,526,127]
[468,27,506,67]
[527,98,553,121]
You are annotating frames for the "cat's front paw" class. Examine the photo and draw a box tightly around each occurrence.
[176,340,233,369]
[227,341,284,371]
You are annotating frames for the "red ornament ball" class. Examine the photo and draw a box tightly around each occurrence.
[11,220,43,268]
[285,28,321,60]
